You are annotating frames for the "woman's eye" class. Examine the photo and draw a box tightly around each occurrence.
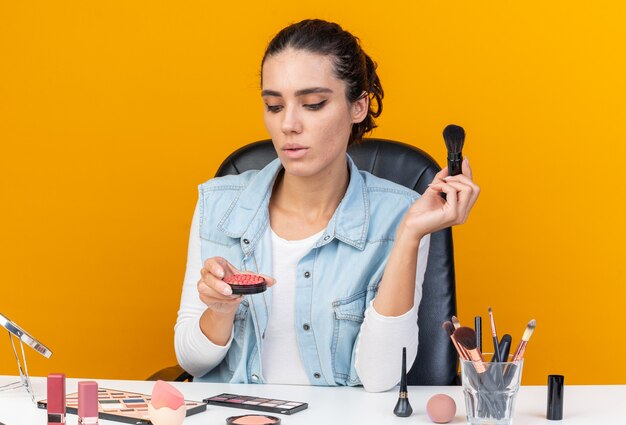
[266,104,283,113]
[304,100,327,111]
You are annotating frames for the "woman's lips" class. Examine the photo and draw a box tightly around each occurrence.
[282,147,309,159]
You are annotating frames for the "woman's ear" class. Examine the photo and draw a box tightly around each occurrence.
[351,91,369,124]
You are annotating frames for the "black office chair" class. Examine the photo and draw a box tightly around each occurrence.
[148,138,458,385]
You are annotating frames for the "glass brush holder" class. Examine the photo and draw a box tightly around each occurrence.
[460,357,524,425]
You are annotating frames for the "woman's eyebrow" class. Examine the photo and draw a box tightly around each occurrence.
[295,87,333,96]
[261,87,333,97]
[261,89,281,97]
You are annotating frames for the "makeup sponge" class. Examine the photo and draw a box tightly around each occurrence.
[426,394,456,424]
[151,380,184,409]
[148,380,186,425]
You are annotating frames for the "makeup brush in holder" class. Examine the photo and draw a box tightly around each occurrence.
[491,334,512,363]
[474,316,482,352]
[503,319,536,386]
[444,315,537,423]
[454,327,506,418]
[488,307,502,362]
[393,347,413,417]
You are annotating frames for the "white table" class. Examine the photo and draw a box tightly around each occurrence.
[0,376,623,424]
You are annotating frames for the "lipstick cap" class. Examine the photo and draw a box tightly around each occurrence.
[547,374,564,420]
[78,381,99,417]
[47,373,66,413]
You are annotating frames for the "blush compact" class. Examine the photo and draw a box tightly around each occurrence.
[223,274,267,295]
[226,414,281,425]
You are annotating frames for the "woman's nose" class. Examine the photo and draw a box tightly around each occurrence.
[281,105,303,134]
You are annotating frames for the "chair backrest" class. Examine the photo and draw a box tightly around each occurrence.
[216,138,458,385]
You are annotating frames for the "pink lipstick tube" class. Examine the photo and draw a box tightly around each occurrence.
[47,373,66,425]
[78,381,99,425]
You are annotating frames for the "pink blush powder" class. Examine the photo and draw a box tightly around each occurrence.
[223,274,265,285]
[229,415,280,425]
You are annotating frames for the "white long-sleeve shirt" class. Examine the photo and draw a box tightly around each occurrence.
[174,203,430,392]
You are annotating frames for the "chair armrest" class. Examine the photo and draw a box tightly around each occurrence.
[146,365,193,382]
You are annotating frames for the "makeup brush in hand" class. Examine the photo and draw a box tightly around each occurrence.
[443,124,465,176]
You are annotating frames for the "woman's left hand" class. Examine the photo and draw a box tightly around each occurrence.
[400,157,480,239]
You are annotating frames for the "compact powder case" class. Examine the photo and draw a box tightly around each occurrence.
[223,274,267,295]
[226,414,281,425]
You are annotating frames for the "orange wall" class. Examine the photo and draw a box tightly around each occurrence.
[1,1,625,385]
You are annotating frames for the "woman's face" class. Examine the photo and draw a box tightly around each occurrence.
[261,48,368,179]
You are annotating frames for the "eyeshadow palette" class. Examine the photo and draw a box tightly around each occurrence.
[203,393,308,415]
[38,387,207,424]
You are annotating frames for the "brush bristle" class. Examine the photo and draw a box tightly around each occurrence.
[451,316,461,329]
[454,326,477,350]
[443,124,465,153]
[442,321,455,336]
[488,307,498,336]
[522,319,536,341]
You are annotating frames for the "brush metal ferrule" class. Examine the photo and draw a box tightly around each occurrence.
[447,157,463,176]
[467,349,488,374]
[399,391,408,398]
[450,335,470,360]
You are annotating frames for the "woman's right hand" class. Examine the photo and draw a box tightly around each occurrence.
[197,257,275,315]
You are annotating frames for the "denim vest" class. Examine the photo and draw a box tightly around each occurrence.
[195,155,419,386]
